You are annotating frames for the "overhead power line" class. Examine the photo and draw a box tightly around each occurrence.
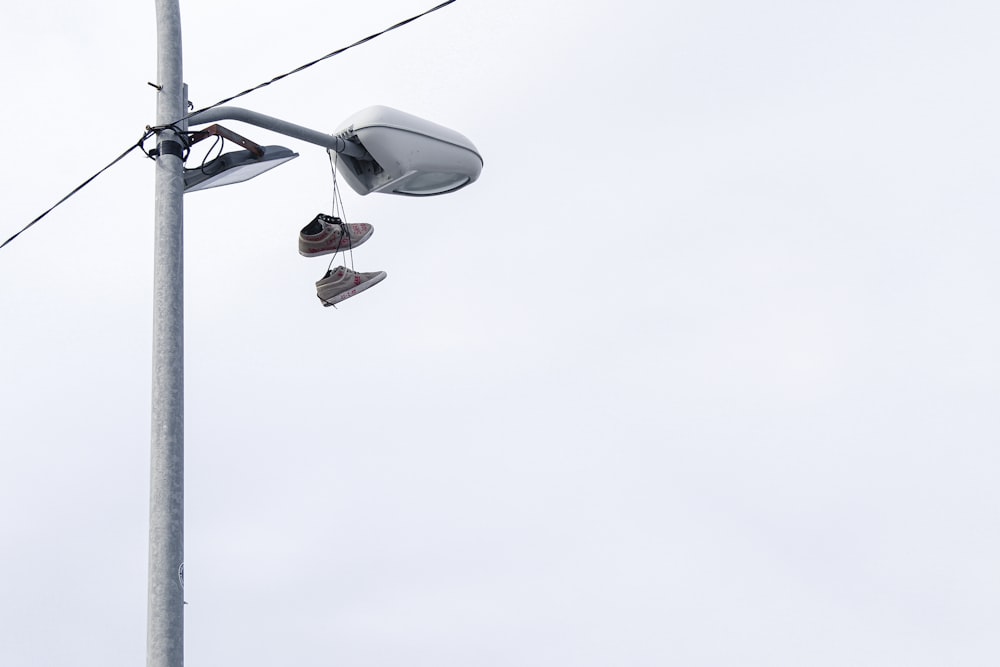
[1,0,458,253]
[180,0,457,124]
[0,134,153,251]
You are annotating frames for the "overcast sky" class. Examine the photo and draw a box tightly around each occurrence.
[2,1,999,665]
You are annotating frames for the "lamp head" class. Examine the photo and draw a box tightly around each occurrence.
[332,106,482,197]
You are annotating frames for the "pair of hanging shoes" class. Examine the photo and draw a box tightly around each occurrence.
[299,213,387,306]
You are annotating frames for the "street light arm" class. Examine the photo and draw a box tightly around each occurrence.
[187,106,368,158]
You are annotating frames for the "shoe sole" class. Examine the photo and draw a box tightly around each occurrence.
[317,271,387,307]
[299,226,374,257]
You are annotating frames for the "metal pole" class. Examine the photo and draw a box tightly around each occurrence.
[149,1,185,666]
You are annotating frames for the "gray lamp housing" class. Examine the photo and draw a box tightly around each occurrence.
[332,106,483,196]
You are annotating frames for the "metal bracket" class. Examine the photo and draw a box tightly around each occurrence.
[186,124,264,158]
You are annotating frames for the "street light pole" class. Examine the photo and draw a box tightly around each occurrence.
[143,5,480,665]
[149,1,185,666]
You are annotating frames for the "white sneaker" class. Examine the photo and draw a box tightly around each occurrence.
[299,214,373,257]
[316,266,387,306]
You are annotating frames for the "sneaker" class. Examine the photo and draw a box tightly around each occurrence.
[316,266,387,306]
[299,214,373,257]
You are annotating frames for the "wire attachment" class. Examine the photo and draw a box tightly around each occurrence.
[141,124,192,160]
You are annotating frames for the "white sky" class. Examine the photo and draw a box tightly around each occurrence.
[2,1,999,665]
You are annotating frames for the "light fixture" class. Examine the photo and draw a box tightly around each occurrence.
[182,124,298,192]
[183,146,298,192]
[331,106,483,197]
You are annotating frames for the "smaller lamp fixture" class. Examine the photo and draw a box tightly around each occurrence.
[183,124,298,193]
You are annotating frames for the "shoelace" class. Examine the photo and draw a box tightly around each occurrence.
[315,214,353,252]
[315,213,360,277]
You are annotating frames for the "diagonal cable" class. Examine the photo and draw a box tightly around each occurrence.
[179,0,456,124]
[0,133,152,251]
[1,0,458,253]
